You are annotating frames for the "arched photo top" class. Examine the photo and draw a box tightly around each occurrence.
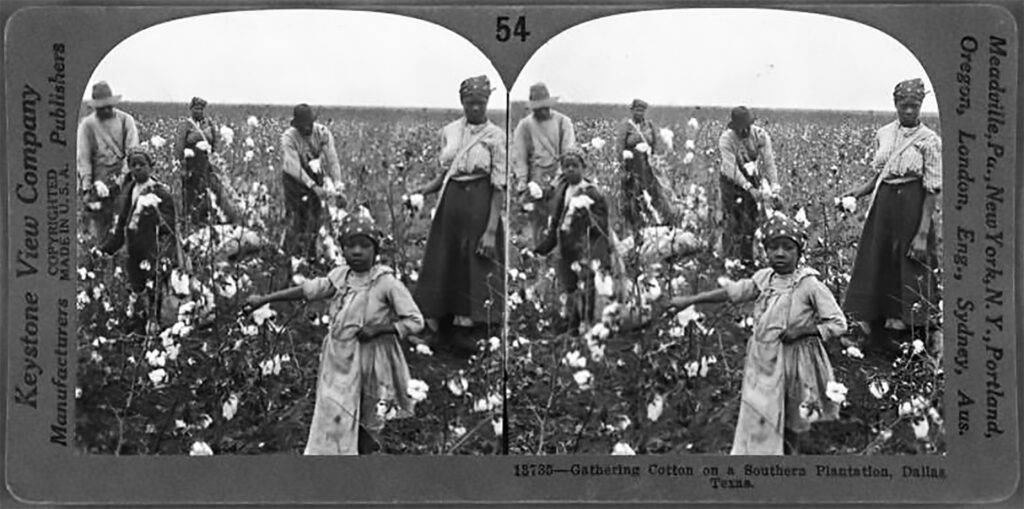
[86,9,506,109]
[511,8,936,113]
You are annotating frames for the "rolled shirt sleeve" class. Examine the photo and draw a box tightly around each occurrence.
[300,276,336,301]
[123,113,140,152]
[280,131,312,187]
[320,126,343,183]
[757,128,778,188]
[511,119,530,184]
[920,133,942,193]
[488,125,508,190]
[718,131,746,189]
[76,120,94,187]
[721,277,760,304]
[559,114,578,154]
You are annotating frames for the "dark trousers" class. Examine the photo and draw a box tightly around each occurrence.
[282,173,323,261]
[719,176,759,263]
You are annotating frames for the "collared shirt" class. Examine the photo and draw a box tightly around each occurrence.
[718,125,778,190]
[280,123,342,188]
[871,120,942,193]
[439,118,507,189]
[76,109,140,185]
[511,109,577,187]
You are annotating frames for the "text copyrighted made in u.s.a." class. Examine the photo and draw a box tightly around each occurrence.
[2,0,1021,506]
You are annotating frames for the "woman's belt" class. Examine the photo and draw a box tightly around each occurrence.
[449,172,489,183]
[881,175,919,186]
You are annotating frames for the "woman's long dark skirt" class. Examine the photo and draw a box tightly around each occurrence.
[414,178,505,327]
[843,180,938,328]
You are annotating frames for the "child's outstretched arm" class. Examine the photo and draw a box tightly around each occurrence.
[661,288,730,314]
[244,285,305,311]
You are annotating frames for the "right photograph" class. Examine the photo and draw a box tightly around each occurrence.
[505,8,944,456]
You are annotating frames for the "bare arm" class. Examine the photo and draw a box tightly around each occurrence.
[414,172,445,196]
[248,286,306,309]
[845,172,879,199]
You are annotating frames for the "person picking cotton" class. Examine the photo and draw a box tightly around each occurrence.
[245,214,423,455]
[660,215,847,455]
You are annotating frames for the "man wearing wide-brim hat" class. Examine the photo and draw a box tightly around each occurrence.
[77,81,140,243]
[511,82,578,245]
[717,105,779,267]
[280,103,343,261]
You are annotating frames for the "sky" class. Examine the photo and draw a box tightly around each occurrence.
[89,8,937,112]
[88,10,506,109]
[513,9,938,112]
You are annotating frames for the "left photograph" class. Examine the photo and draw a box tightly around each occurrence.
[74,9,507,456]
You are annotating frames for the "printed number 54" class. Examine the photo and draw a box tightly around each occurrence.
[496,16,530,42]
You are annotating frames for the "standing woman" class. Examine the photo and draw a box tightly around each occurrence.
[615,99,674,231]
[411,75,506,356]
[175,96,237,227]
[840,78,941,353]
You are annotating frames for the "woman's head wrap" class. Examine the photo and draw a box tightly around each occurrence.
[190,96,207,109]
[893,78,927,102]
[459,75,493,100]
[560,148,588,169]
[127,145,156,167]
[340,214,381,250]
[761,214,806,252]
[630,98,648,110]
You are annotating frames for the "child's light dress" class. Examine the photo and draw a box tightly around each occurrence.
[300,265,424,455]
[722,266,847,455]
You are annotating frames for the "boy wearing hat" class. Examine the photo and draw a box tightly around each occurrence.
[511,82,578,244]
[280,103,343,261]
[718,106,779,265]
[77,81,140,243]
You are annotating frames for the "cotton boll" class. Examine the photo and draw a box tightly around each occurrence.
[590,137,606,150]
[646,394,664,422]
[189,440,214,456]
[611,442,635,455]
[825,381,848,404]
[572,369,593,389]
[527,181,544,200]
[219,125,234,145]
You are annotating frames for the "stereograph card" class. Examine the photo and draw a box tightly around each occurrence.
[1,0,1021,505]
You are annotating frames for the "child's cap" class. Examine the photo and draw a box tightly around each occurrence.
[762,214,806,251]
[560,148,587,168]
[340,213,381,250]
[127,145,156,166]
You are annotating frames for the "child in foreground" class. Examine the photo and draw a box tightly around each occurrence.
[245,215,424,455]
[663,215,846,455]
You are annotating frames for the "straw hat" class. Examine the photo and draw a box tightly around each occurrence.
[86,82,122,108]
[528,83,558,109]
